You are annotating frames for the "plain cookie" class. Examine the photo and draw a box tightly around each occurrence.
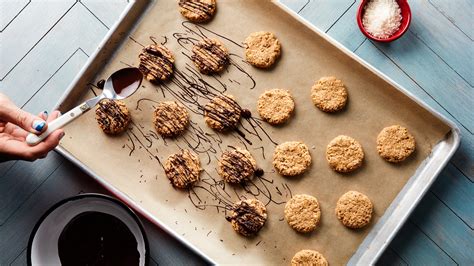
[257,89,295,125]
[273,141,312,176]
[138,44,175,82]
[164,150,201,189]
[218,147,257,184]
[284,194,321,233]
[153,101,189,137]
[326,135,364,173]
[291,250,328,266]
[311,76,348,112]
[335,191,373,229]
[204,94,242,131]
[244,31,281,68]
[95,99,131,135]
[178,0,216,23]
[377,125,416,163]
[192,38,229,74]
[226,198,267,236]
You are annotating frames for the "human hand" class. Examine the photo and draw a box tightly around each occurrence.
[0,93,64,161]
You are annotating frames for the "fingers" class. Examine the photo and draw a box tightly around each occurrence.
[0,104,47,134]
[27,129,65,159]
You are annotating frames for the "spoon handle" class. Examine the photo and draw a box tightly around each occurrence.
[26,102,90,146]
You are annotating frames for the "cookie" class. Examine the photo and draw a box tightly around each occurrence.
[178,0,216,23]
[311,76,348,112]
[191,38,229,74]
[138,44,175,82]
[291,250,328,266]
[225,199,267,236]
[204,94,242,131]
[153,101,189,137]
[326,135,364,173]
[273,141,312,176]
[257,89,295,125]
[244,31,281,68]
[284,194,321,233]
[335,191,373,229]
[218,147,256,184]
[164,150,201,189]
[377,125,416,163]
[95,99,131,135]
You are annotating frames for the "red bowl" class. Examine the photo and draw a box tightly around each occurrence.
[357,0,411,42]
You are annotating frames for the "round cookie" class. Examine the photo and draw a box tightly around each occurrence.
[164,150,201,189]
[377,125,416,163]
[257,89,295,125]
[273,141,312,176]
[311,76,348,112]
[291,250,328,266]
[178,0,216,23]
[191,38,229,74]
[153,101,189,137]
[326,135,364,173]
[225,198,267,236]
[95,99,131,135]
[138,44,175,82]
[204,94,242,131]
[335,191,373,229]
[284,194,321,233]
[244,31,281,68]
[218,147,257,184]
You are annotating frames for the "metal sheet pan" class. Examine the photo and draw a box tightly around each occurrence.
[53,0,460,264]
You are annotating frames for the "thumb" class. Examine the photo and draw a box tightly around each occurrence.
[1,105,47,134]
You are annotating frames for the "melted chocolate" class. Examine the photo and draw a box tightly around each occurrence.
[96,79,105,89]
[58,212,140,266]
[111,68,142,97]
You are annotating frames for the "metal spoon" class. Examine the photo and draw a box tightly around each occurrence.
[26,67,143,146]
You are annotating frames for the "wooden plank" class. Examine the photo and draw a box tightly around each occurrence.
[409,0,473,86]
[431,163,474,228]
[0,161,16,176]
[376,247,407,266]
[1,3,108,107]
[389,221,456,265]
[0,0,30,30]
[326,2,366,52]
[10,249,26,266]
[279,0,310,13]
[0,0,75,78]
[429,0,473,40]
[80,0,129,29]
[299,0,355,32]
[0,152,63,225]
[355,40,474,180]
[410,192,474,264]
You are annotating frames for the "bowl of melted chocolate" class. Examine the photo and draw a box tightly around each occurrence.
[27,194,149,266]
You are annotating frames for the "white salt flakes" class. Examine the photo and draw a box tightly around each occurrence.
[362,0,402,39]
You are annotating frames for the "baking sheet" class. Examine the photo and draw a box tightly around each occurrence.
[59,0,451,264]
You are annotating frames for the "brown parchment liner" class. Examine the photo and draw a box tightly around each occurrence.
[60,1,450,264]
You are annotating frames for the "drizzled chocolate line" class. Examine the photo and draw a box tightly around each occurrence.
[179,0,215,18]
[225,201,266,236]
[139,45,174,81]
[192,39,229,74]
[165,150,199,188]
[204,95,242,131]
[96,100,129,132]
[220,149,254,183]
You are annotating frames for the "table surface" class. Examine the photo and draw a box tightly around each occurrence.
[0,0,472,265]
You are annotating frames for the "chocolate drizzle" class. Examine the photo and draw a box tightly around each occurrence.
[225,200,266,236]
[204,95,242,131]
[219,149,255,184]
[179,0,216,22]
[192,38,229,74]
[153,101,189,137]
[165,149,200,189]
[138,44,175,82]
[95,99,130,134]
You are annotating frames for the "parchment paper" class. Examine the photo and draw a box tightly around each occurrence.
[60,0,450,264]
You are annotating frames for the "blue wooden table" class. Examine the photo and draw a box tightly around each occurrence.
[0,0,472,265]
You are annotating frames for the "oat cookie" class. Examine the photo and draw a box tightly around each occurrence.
[226,199,267,236]
[218,147,257,184]
[291,250,328,266]
[192,38,229,74]
[335,191,373,229]
[153,101,189,137]
[178,0,216,23]
[284,194,321,233]
[257,89,295,125]
[273,141,312,176]
[311,76,348,112]
[95,99,131,135]
[244,31,281,68]
[164,150,201,189]
[326,135,364,173]
[204,94,242,131]
[377,125,416,163]
[138,44,175,82]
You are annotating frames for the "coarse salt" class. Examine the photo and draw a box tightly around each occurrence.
[362,0,402,39]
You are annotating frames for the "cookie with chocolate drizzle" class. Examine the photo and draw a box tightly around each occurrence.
[178,0,217,23]
[164,150,201,189]
[138,44,175,82]
[204,94,242,131]
[153,101,189,137]
[191,38,229,74]
[95,99,131,135]
[218,147,256,184]
[226,199,267,236]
